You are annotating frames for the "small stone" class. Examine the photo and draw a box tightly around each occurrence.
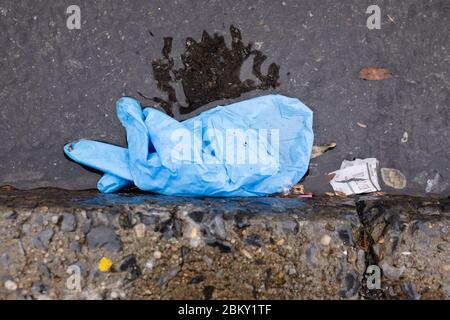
[338,271,360,298]
[305,245,318,267]
[203,286,215,300]
[80,222,91,234]
[31,282,47,294]
[61,213,77,232]
[287,265,297,275]
[4,280,17,291]
[347,249,357,263]
[6,211,17,220]
[120,255,141,281]
[189,275,205,284]
[33,228,54,249]
[444,285,450,298]
[241,249,253,260]
[39,206,49,213]
[134,223,146,238]
[207,240,233,253]
[279,220,299,235]
[356,249,366,274]
[400,282,421,300]
[86,226,122,253]
[203,255,213,269]
[119,212,134,229]
[38,263,51,279]
[156,266,181,287]
[0,253,10,268]
[139,213,159,226]
[153,251,162,259]
[245,234,264,247]
[425,172,448,193]
[70,241,81,253]
[338,228,354,247]
[203,214,226,240]
[320,234,331,246]
[382,262,405,281]
[33,215,45,226]
[186,224,201,248]
[145,260,154,270]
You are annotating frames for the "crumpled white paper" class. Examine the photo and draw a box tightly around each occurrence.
[329,158,381,195]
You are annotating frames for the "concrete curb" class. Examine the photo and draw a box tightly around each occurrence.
[0,189,448,299]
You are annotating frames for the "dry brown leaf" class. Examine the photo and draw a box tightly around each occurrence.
[334,191,348,198]
[292,184,305,194]
[311,142,337,159]
[324,191,347,197]
[359,67,392,81]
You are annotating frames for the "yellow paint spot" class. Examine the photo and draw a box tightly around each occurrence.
[98,257,113,272]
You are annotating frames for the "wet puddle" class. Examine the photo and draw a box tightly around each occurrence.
[76,193,308,213]
[142,25,280,116]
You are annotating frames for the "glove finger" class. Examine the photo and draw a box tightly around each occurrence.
[116,97,152,164]
[97,173,133,193]
[116,98,166,189]
[143,107,197,170]
[64,139,133,180]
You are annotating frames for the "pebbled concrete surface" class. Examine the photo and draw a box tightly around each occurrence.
[0,188,449,300]
[0,0,449,196]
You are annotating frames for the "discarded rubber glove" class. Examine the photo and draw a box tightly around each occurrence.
[64,94,314,197]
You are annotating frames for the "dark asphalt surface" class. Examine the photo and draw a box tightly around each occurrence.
[0,0,449,196]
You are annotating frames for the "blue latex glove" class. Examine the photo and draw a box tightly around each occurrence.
[64,95,314,196]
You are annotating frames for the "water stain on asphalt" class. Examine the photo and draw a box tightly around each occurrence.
[145,25,280,116]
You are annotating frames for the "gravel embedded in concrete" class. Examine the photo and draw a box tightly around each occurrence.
[0,188,448,300]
